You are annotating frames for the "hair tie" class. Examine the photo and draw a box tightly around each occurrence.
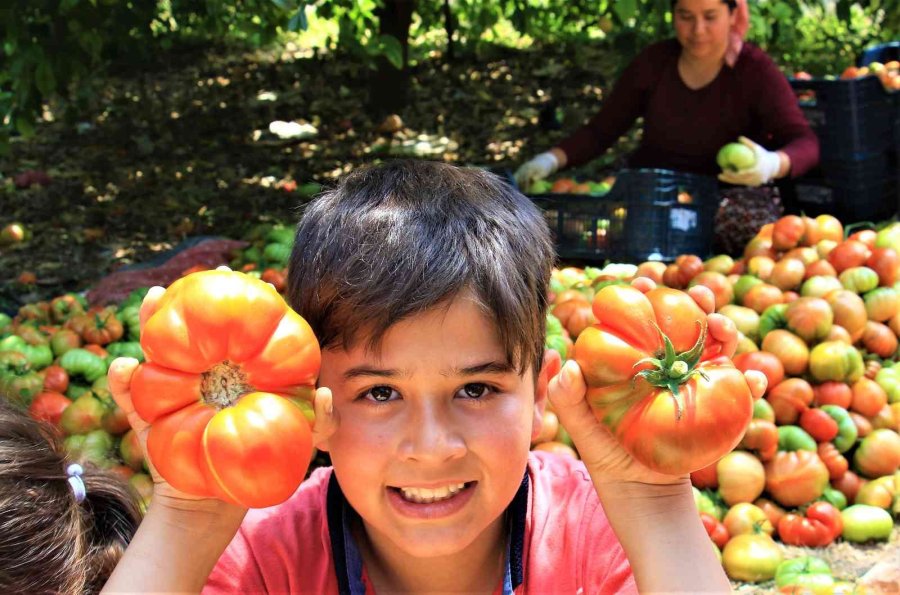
[66,463,86,503]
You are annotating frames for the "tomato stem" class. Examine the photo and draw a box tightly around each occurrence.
[633,321,707,422]
[200,361,252,410]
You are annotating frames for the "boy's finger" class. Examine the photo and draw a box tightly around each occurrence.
[216,265,233,272]
[547,360,594,439]
[687,285,715,315]
[743,369,768,400]
[107,357,149,432]
[630,277,656,293]
[707,313,737,358]
[139,285,166,330]
[312,386,338,448]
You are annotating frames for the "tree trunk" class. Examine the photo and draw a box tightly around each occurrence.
[369,0,416,117]
[443,0,455,62]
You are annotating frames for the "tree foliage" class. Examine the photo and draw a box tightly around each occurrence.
[1,0,898,152]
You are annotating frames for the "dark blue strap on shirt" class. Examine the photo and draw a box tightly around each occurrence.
[327,470,529,595]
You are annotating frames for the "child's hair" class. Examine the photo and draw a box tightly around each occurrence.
[0,400,141,595]
[288,159,555,374]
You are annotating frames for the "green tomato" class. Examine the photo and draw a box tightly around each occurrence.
[758,303,788,340]
[801,275,844,299]
[717,142,756,172]
[775,556,832,589]
[753,398,776,422]
[693,487,726,520]
[820,405,858,453]
[777,425,818,452]
[0,313,11,332]
[839,266,880,294]
[841,505,894,542]
[818,486,848,510]
[875,222,900,254]
[876,362,900,404]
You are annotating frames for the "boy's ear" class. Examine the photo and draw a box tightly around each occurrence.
[532,349,561,440]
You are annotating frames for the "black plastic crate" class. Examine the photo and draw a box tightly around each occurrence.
[790,76,895,160]
[781,152,897,221]
[530,169,720,262]
[857,41,900,67]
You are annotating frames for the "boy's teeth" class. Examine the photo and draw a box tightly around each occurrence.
[399,482,467,503]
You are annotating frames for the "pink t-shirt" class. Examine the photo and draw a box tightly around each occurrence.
[204,451,635,594]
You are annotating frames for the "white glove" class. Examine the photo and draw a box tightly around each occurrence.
[717,136,782,187]
[514,152,559,191]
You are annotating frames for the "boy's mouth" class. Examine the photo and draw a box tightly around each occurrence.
[390,481,475,504]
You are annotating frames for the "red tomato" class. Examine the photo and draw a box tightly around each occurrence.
[662,254,704,288]
[866,247,900,286]
[767,378,814,425]
[799,408,839,442]
[131,270,321,508]
[764,450,830,507]
[574,285,753,475]
[817,441,849,480]
[777,502,842,546]
[827,240,872,273]
[848,229,877,248]
[28,391,73,428]
[733,351,785,393]
[700,512,731,549]
[813,381,853,409]
[831,470,861,503]
[41,364,69,394]
[690,460,719,489]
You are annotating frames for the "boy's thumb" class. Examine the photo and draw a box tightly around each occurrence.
[548,360,587,411]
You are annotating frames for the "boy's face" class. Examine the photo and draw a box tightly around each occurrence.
[317,291,553,559]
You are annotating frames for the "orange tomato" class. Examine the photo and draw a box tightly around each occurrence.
[813,381,853,409]
[130,270,321,508]
[850,377,888,418]
[772,215,805,251]
[761,329,809,375]
[743,283,784,314]
[635,261,666,284]
[815,214,843,243]
[866,247,900,286]
[717,451,766,505]
[804,259,837,280]
[764,450,830,507]
[825,290,868,342]
[862,321,898,358]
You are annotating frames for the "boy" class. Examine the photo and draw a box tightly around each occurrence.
[104,160,749,593]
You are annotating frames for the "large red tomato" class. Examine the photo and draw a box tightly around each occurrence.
[130,270,321,508]
[574,285,753,475]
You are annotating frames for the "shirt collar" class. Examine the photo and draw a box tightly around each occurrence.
[326,470,530,595]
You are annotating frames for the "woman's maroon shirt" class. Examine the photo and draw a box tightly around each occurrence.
[555,39,819,177]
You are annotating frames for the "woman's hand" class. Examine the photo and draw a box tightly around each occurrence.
[514,151,559,191]
[718,136,785,187]
[546,279,766,486]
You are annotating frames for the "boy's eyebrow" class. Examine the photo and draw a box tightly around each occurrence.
[447,361,516,376]
[342,361,515,380]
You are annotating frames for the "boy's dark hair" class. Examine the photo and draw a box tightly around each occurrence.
[671,0,737,9]
[287,160,555,374]
[0,400,141,594]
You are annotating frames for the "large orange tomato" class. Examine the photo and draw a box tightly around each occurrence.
[764,450,830,507]
[130,270,321,508]
[574,285,753,475]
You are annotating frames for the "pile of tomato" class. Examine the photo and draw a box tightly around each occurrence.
[538,216,900,588]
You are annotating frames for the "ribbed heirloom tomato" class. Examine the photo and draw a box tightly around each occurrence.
[574,285,753,475]
[130,270,321,508]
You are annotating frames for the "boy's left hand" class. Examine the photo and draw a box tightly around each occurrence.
[546,279,766,485]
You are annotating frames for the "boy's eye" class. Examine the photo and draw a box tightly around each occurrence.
[364,385,398,403]
[458,383,491,400]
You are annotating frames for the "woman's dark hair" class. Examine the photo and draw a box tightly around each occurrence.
[0,400,141,594]
[287,159,555,375]
[671,0,737,9]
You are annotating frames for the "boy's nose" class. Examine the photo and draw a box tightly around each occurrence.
[399,403,466,463]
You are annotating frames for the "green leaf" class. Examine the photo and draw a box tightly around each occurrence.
[614,0,637,24]
[288,7,308,31]
[15,116,35,138]
[34,60,56,96]
[378,34,404,70]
